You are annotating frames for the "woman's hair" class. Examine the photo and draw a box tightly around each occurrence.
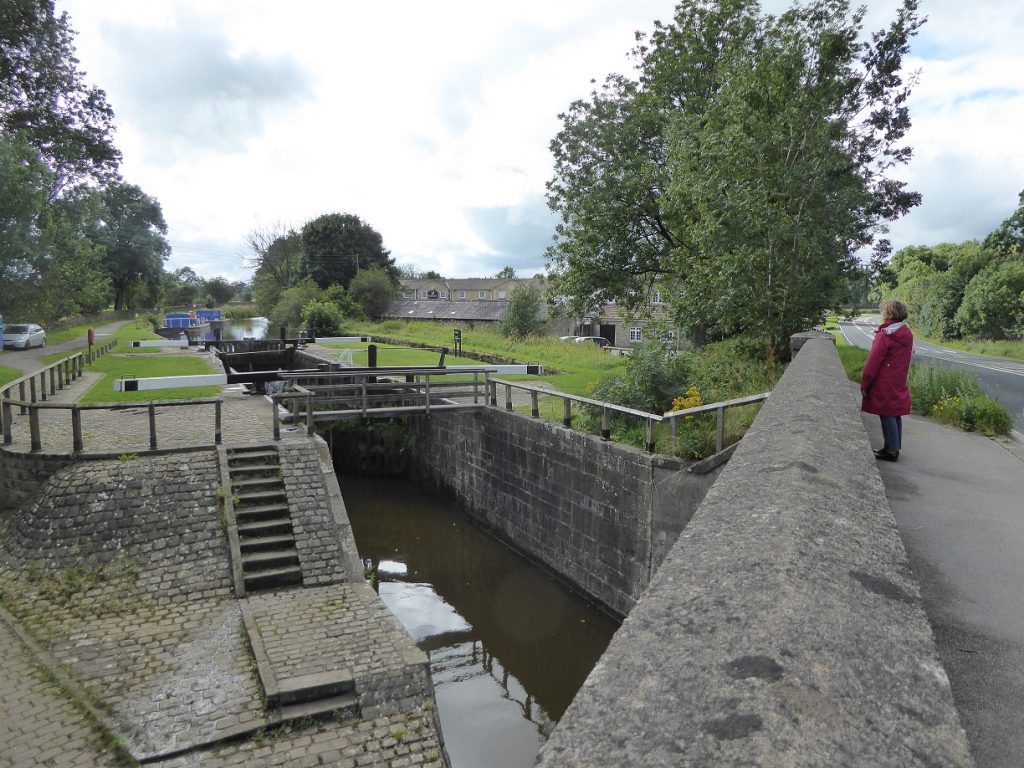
[880,299,909,322]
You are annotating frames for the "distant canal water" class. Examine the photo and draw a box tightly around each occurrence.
[198,317,268,340]
[341,475,620,768]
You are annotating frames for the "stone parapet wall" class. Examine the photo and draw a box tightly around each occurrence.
[0,451,77,512]
[409,408,721,617]
[536,339,973,767]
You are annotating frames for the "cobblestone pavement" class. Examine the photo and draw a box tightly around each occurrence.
[1,346,449,767]
[155,709,445,768]
[247,584,416,684]
[0,614,119,767]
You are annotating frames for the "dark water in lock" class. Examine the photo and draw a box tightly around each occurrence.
[340,475,620,768]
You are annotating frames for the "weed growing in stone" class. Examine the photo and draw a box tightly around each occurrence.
[391,726,407,742]
[117,453,139,462]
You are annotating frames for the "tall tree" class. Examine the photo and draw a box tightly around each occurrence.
[547,0,923,355]
[348,267,397,319]
[300,213,395,290]
[984,189,1024,257]
[89,182,170,310]
[494,265,517,279]
[0,0,120,197]
[246,225,303,315]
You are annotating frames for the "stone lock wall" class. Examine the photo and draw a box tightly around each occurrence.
[408,408,720,617]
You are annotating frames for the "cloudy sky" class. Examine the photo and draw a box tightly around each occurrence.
[57,0,1024,282]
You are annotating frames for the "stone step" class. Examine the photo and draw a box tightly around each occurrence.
[269,692,360,728]
[237,518,294,537]
[239,533,295,552]
[234,503,291,522]
[229,465,281,477]
[231,476,285,491]
[242,548,300,570]
[227,449,279,464]
[236,489,288,505]
[272,670,355,707]
[243,565,302,591]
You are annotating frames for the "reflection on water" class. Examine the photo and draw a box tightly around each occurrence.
[197,317,269,341]
[341,475,619,768]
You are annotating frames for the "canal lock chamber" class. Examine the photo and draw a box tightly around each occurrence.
[326,419,621,768]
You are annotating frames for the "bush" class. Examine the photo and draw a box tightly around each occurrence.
[497,285,545,339]
[301,299,346,337]
[909,364,1013,436]
[590,342,695,413]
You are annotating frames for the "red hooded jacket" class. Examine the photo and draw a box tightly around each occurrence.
[861,320,913,416]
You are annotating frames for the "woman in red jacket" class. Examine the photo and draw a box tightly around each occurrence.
[861,299,913,461]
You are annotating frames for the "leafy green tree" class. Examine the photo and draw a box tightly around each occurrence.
[955,260,1024,339]
[161,266,202,307]
[30,197,110,318]
[497,284,545,339]
[300,213,395,289]
[203,276,234,305]
[984,189,1024,256]
[267,278,320,336]
[246,224,303,314]
[494,266,517,279]
[348,267,397,319]
[0,0,120,197]
[90,182,170,310]
[0,132,49,315]
[547,0,923,356]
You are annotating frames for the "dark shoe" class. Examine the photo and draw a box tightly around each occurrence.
[874,449,898,462]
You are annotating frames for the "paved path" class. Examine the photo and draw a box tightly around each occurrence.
[0,614,121,768]
[1,319,134,375]
[864,412,1024,768]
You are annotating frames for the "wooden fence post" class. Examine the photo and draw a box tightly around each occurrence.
[2,400,12,445]
[214,399,222,445]
[563,397,572,428]
[148,403,157,450]
[72,406,83,453]
[272,396,281,441]
[29,406,41,452]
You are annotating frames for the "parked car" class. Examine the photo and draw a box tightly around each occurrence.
[573,336,611,348]
[2,323,46,349]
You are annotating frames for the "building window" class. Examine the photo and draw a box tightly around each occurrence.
[498,291,507,299]
[478,291,487,299]
[459,291,466,299]
[651,290,663,304]
[439,291,448,299]
[629,327,643,342]
[420,290,429,299]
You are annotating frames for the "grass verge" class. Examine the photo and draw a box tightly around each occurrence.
[834,336,1013,436]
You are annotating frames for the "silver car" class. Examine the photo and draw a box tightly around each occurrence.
[3,323,46,349]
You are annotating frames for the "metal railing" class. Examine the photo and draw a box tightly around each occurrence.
[487,378,770,454]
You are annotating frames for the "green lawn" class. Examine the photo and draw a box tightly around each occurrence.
[79,353,222,404]
[345,320,626,396]
[0,364,23,388]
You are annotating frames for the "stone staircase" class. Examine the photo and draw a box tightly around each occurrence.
[269,670,360,725]
[225,446,303,592]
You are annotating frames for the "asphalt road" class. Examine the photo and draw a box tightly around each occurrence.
[839,317,1024,433]
[0,320,130,375]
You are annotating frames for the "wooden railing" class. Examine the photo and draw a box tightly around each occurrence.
[270,369,491,439]
[1,341,220,453]
[1,396,223,452]
[488,378,770,454]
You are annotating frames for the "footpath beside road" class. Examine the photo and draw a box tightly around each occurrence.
[864,412,1024,768]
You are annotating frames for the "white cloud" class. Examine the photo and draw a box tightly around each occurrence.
[56,0,1024,280]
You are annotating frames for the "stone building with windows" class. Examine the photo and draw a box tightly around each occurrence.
[385,276,682,348]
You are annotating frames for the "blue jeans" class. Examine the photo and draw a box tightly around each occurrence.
[880,416,902,455]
